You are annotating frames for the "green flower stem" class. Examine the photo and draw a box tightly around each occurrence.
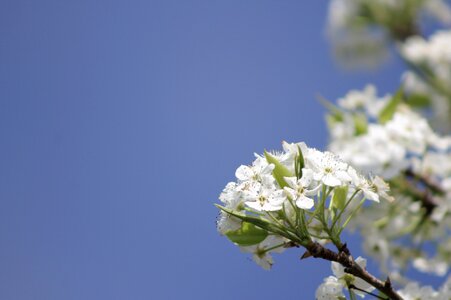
[284,195,309,240]
[264,212,304,244]
[244,207,265,215]
[308,233,331,240]
[281,202,297,231]
[318,185,329,223]
[299,209,309,239]
[315,186,345,249]
[263,242,287,254]
[265,212,290,232]
[339,198,366,235]
[331,189,361,231]
[285,195,301,229]
[324,226,342,250]
[347,287,357,300]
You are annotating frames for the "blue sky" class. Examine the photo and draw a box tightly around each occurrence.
[0,1,437,299]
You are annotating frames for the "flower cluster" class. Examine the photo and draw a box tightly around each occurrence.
[217,141,390,270]
[401,30,451,130]
[328,84,450,178]
[325,85,451,280]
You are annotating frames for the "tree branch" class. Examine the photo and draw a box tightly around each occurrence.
[404,169,444,195]
[304,242,403,300]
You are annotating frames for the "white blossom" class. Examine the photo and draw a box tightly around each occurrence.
[348,167,380,202]
[413,257,448,276]
[217,182,244,234]
[239,235,286,270]
[284,169,319,209]
[235,155,274,182]
[316,276,346,300]
[243,182,287,212]
[331,257,375,297]
[308,150,352,187]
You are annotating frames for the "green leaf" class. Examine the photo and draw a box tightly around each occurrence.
[264,151,293,188]
[353,114,368,136]
[225,222,268,246]
[378,89,403,124]
[318,95,344,123]
[295,145,305,179]
[331,186,348,210]
[215,204,290,240]
[215,204,274,232]
[405,93,430,108]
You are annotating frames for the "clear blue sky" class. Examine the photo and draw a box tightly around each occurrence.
[0,1,436,299]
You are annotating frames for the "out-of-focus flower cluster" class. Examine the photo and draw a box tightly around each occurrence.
[217,142,390,270]
[326,84,451,281]
[401,30,451,130]
[397,276,451,300]
[326,0,451,68]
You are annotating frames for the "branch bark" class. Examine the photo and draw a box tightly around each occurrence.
[304,242,403,300]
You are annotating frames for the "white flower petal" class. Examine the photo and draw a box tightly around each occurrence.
[235,165,253,181]
[296,195,314,210]
[331,261,345,278]
[323,174,342,187]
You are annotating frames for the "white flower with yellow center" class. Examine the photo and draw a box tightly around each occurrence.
[239,235,286,270]
[283,169,320,209]
[308,150,352,187]
[243,182,286,212]
[235,155,274,182]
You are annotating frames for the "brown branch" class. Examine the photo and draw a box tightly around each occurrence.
[390,22,421,42]
[404,169,444,195]
[403,169,442,216]
[304,242,403,300]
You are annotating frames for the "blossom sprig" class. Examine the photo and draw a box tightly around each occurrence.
[216,142,394,293]
[217,142,382,241]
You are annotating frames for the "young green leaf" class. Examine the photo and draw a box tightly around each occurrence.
[318,95,345,123]
[331,186,348,210]
[353,114,368,136]
[379,89,403,124]
[295,145,305,179]
[215,204,274,233]
[264,151,293,188]
[405,93,430,108]
[225,222,268,246]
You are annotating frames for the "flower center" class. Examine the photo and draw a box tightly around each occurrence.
[297,186,305,195]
